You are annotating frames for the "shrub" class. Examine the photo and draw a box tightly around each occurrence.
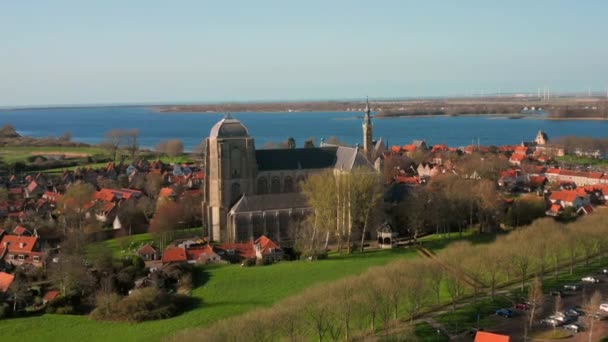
[130,255,145,270]
[241,258,256,267]
[90,288,190,322]
[0,302,11,319]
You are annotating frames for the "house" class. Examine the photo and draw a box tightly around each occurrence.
[508,153,526,166]
[12,225,32,237]
[137,243,159,261]
[545,168,607,186]
[474,331,509,342]
[42,290,60,304]
[216,242,256,263]
[577,205,594,215]
[0,235,44,267]
[254,235,283,262]
[0,271,15,293]
[548,190,590,209]
[161,246,188,264]
[186,245,222,264]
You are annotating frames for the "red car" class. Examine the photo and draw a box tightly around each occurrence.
[515,302,530,310]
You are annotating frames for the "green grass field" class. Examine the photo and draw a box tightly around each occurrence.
[0,248,416,342]
[0,146,108,164]
[556,155,608,167]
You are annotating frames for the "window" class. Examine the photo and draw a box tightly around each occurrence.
[18,255,25,261]
[257,177,268,195]
[33,256,40,262]
[230,182,241,205]
[284,176,294,193]
[7,254,14,260]
[271,176,281,193]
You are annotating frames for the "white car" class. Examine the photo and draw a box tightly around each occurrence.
[541,318,559,327]
[563,323,583,333]
[581,276,600,283]
[600,303,608,312]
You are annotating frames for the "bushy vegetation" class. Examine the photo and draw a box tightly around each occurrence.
[91,288,192,322]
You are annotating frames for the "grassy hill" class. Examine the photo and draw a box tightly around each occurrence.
[0,248,415,342]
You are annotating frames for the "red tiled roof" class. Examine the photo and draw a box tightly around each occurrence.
[12,225,29,236]
[186,245,217,261]
[9,188,23,195]
[137,243,157,255]
[26,180,39,193]
[402,144,417,152]
[529,176,547,187]
[158,187,174,198]
[394,175,420,184]
[99,202,116,214]
[509,154,526,162]
[474,331,510,342]
[42,290,60,302]
[162,246,187,263]
[549,190,580,203]
[548,204,562,213]
[255,235,280,256]
[0,235,38,253]
[0,272,15,293]
[218,242,256,259]
[94,189,116,202]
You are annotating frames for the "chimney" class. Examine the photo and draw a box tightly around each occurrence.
[20,242,25,248]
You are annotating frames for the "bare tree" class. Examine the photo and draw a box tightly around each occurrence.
[101,129,124,162]
[525,276,544,340]
[583,290,602,342]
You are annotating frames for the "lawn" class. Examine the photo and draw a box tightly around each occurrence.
[0,247,416,342]
[556,155,608,167]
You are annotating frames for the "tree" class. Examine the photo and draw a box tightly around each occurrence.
[350,169,383,253]
[59,183,96,232]
[287,137,296,149]
[144,173,163,199]
[150,201,181,234]
[101,129,124,162]
[303,138,315,148]
[9,271,31,312]
[525,276,543,340]
[156,139,184,158]
[583,290,602,342]
[0,187,8,204]
[301,170,337,254]
[124,129,139,159]
[49,253,94,298]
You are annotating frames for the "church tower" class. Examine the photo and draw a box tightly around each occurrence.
[362,97,373,158]
[203,114,257,243]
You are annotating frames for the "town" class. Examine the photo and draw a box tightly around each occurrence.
[0,102,607,341]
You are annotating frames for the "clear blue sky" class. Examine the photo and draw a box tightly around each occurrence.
[1,1,607,106]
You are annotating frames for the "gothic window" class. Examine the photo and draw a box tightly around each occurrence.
[271,176,281,193]
[283,176,294,193]
[296,175,306,191]
[230,182,241,205]
[257,177,268,195]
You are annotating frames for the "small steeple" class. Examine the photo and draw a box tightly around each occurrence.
[364,96,371,122]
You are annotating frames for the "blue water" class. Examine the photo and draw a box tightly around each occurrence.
[0,106,606,150]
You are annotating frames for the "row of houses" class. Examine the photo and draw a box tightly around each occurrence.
[137,235,284,266]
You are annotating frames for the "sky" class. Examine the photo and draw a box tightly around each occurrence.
[1,1,607,106]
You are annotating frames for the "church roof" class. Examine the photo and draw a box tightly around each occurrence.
[255,147,338,171]
[255,146,374,172]
[230,193,310,213]
[209,115,249,138]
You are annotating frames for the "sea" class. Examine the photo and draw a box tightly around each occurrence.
[0,106,606,151]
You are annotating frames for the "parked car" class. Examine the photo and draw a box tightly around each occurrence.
[563,284,580,291]
[541,318,560,327]
[563,323,584,333]
[582,276,600,283]
[496,308,514,318]
[515,302,530,310]
[597,268,608,275]
[600,303,608,313]
[565,308,582,317]
[551,312,567,323]
[550,290,564,297]
[566,307,585,316]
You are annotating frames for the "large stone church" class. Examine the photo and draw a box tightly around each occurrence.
[202,100,385,244]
